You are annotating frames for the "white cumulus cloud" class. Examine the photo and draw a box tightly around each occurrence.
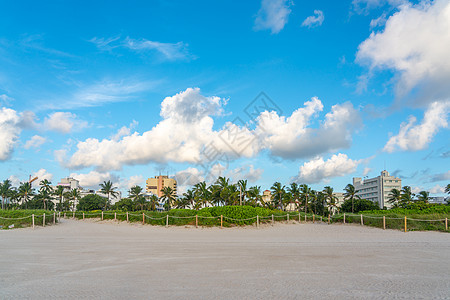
[302,10,324,28]
[384,101,450,152]
[0,107,21,160]
[254,0,293,34]
[32,169,53,187]
[43,112,88,133]
[357,0,450,106]
[294,153,361,184]
[24,135,47,150]
[69,171,118,189]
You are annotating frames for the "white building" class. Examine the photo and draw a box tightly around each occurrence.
[353,170,401,209]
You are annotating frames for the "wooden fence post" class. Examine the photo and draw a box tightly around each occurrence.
[114,212,116,221]
[142,212,145,225]
[383,216,386,230]
[257,215,259,228]
[360,214,363,226]
[287,214,289,222]
[53,212,56,224]
[305,214,307,222]
[272,214,274,226]
[43,213,45,227]
[73,211,75,219]
[446,218,448,231]
[126,212,129,222]
[83,212,85,220]
[196,215,198,228]
[343,213,346,224]
[32,214,35,229]
[220,215,223,229]
[328,214,330,224]
[313,214,315,223]
[64,213,66,218]
[102,211,104,220]
[166,214,169,227]
[298,213,301,223]
[404,216,407,233]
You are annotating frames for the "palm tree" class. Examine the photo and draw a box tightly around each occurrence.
[299,184,311,214]
[287,183,300,211]
[388,188,401,207]
[69,188,80,211]
[417,191,430,203]
[182,189,196,209]
[271,182,285,211]
[0,179,12,210]
[148,195,159,211]
[160,186,176,211]
[99,180,119,210]
[39,179,53,210]
[194,181,211,208]
[54,186,65,211]
[18,182,34,209]
[129,185,144,202]
[445,184,450,194]
[247,186,262,207]
[237,179,248,205]
[400,186,414,207]
[323,186,337,215]
[344,184,360,213]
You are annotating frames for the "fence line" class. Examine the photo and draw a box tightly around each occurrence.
[1,211,449,232]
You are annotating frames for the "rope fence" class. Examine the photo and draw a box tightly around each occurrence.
[1,211,448,232]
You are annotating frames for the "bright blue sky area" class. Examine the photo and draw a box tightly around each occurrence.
[0,0,448,196]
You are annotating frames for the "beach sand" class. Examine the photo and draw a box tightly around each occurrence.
[1,218,449,299]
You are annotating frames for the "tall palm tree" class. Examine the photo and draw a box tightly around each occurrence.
[194,181,211,208]
[237,179,248,205]
[134,195,147,211]
[323,186,337,215]
[54,185,66,211]
[388,188,401,207]
[69,188,80,211]
[287,183,300,211]
[0,179,12,210]
[299,184,311,214]
[271,182,285,211]
[148,195,159,211]
[400,186,414,207]
[99,180,119,210]
[160,186,176,211]
[445,184,450,194]
[128,185,144,202]
[417,191,430,203]
[39,179,53,210]
[18,182,34,209]
[247,186,262,207]
[344,183,360,213]
[182,189,196,209]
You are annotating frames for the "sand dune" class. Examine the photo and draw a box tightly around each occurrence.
[1,218,449,299]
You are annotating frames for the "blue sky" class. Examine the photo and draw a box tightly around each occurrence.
[0,0,449,196]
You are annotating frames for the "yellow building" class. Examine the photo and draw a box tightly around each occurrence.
[146,175,177,198]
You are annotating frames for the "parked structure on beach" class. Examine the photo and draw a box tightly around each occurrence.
[353,170,401,209]
[146,175,177,198]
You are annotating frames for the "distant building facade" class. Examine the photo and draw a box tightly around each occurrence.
[262,190,272,205]
[146,175,177,198]
[353,170,401,209]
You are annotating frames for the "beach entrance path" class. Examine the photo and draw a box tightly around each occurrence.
[1,218,449,299]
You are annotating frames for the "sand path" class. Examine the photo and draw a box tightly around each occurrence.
[1,218,449,299]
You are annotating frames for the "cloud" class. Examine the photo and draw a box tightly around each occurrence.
[226,164,264,183]
[8,175,20,187]
[431,170,450,182]
[254,0,293,34]
[301,10,324,28]
[0,107,21,160]
[383,101,450,152]
[43,112,88,133]
[24,135,47,150]
[363,167,372,176]
[118,175,145,191]
[257,98,362,159]
[90,36,191,61]
[58,89,361,172]
[352,0,407,14]
[0,94,14,106]
[429,184,445,194]
[356,0,450,106]
[69,171,118,189]
[369,13,387,29]
[174,167,205,187]
[111,120,138,141]
[32,169,53,187]
[294,153,361,184]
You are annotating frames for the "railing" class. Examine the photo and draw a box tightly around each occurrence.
[0,212,58,229]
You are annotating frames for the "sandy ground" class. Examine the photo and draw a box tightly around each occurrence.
[1,218,449,299]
